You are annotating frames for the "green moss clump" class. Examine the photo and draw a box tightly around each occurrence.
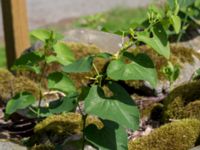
[34,113,82,136]
[0,69,40,101]
[183,100,200,119]
[0,69,15,100]
[163,81,200,121]
[13,76,40,99]
[30,144,55,150]
[128,119,200,150]
[32,113,103,147]
[34,113,103,136]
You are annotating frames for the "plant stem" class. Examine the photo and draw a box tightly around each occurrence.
[78,102,87,150]
[82,114,87,150]
[177,14,188,43]
[37,60,47,118]
[92,63,100,76]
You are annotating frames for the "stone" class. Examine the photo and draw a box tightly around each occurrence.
[0,141,27,150]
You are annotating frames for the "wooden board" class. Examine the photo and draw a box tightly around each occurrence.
[1,0,30,68]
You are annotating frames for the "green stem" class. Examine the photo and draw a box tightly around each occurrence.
[177,14,188,43]
[93,63,100,76]
[37,59,48,118]
[81,114,87,150]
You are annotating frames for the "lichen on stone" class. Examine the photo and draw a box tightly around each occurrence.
[128,119,200,150]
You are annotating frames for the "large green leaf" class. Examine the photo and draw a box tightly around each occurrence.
[6,92,36,115]
[107,53,157,88]
[84,82,140,130]
[51,43,75,65]
[136,23,170,59]
[48,72,76,94]
[85,120,128,150]
[31,29,64,42]
[62,56,93,73]
[168,0,195,11]
[12,51,43,74]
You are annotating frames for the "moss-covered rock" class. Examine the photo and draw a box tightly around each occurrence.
[32,113,103,147]
[34,113,82,136]
[30,144,55,150]
[34,112,103,136]
[0,69,15,100]
[0,69,40,101]
[128,119,200,150]
[163,81,200,122]
[183,100,200,119]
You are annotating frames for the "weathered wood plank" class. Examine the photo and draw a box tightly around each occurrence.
[1,0,30,68]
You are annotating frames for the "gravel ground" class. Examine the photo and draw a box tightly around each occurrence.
[0,0,151,38]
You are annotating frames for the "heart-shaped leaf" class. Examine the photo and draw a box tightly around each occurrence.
[84,82,139,130]
[48,72,76,94]
[28,94,77,117]
[62,56,93,73]
[85,120,128,150]
[12,51,43,74]
[136,23,170,59]
[6,92,36,115]
[107,53,157,88]
[31,29,64,42]
[51,43,75,65]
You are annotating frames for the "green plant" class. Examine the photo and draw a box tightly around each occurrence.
[4,1,181,148]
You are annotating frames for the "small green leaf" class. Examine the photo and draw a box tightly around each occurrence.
[85,82,140,130]
[136,23,170,59]
[62,56,93,73]
[85,120,128,150]
[6,92,36,115]
[192,68,200,80]
[162,61,180,84]
[107,53,157,88]
[31,29,64,42]
[52,43,75,65]
[95,52,112,59]
[49,95,77,114]
[48,72,76,94]
[170,15,181,34]
[12,51,43,74]
[27,94,77,118]
[168,0,195,12]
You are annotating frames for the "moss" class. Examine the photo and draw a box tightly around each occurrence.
[30,144,55,150]
[183,100,200,119]
[32,113,103,148]
[13,76,40,99]
[0,69,15,100]
[34,113,103,136]
[128,119,200,150]
[163,81,200,121]
[0,70,40,101]
[34,113,82,136]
